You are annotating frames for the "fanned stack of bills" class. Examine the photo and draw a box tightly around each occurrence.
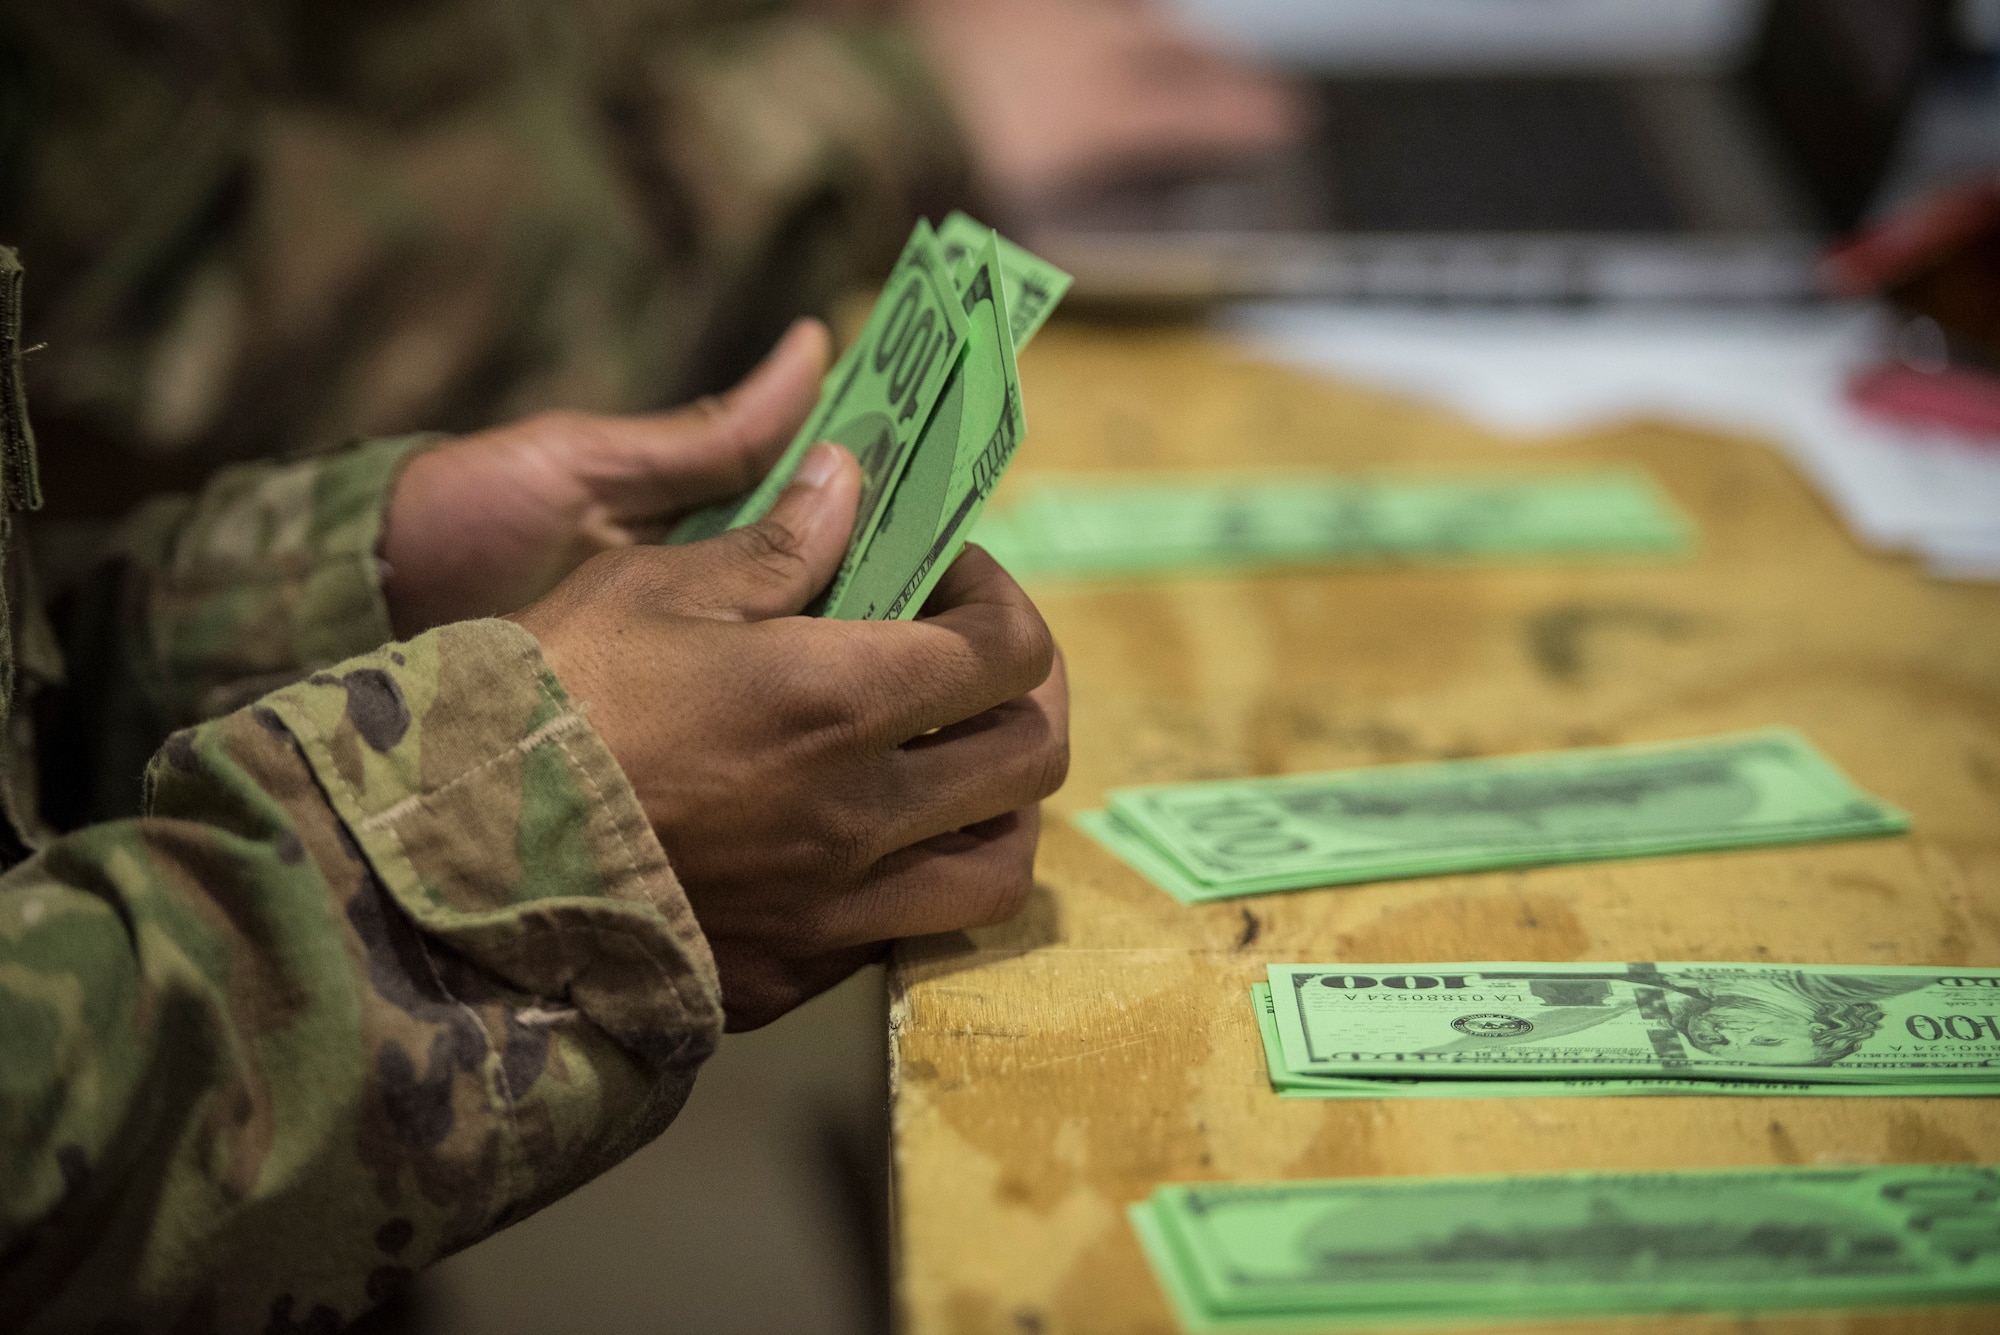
[1130,1164,2000,1332]
[1076,728,1908,904]
[1251,963,2000,1099]
[972,469,1692,578]
[669,213,1070,619]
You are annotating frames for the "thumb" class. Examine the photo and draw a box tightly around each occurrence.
[679,443,862,621]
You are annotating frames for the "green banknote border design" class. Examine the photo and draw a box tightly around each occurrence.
[976,467,1695,582]
[1135,1166,2000,1330]
[666,218,967,547]
[1265,962,2000,1085]
[1090,727,1909,900]
[1248,985,1991,1100]
[1073,808,1216,904]
[937,210,1072,348]
[883,231,1023,621]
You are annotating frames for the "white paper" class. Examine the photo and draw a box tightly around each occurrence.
[1168,0,1758,72]
[1219,302,2000,580]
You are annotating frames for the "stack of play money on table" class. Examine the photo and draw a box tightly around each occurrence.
[1130,1164,2000,1332]
[1076,728,1908,904]
[669,212,1070,619]
[972,468,1692,579]
[1252,962,2000,1098]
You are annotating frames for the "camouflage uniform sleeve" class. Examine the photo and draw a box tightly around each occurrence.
[642,10,970,275]
[583,6,973,399]
[9,2,972,470]
[103,433,440,723]
[0,618,723,1333]
[38,433,440,828]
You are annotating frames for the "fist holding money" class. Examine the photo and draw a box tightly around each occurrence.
[390,216,1075,1028]
[515,445,1070,1028]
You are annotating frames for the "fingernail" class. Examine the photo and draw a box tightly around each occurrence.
[795,441,844,490]
[776,316,820,357]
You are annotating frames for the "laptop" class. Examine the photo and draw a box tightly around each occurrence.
[1028,0,1946,303]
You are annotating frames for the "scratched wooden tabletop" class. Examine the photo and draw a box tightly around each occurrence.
[886,319,2000,1335]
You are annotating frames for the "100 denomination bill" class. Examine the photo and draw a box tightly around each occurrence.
[1249,984,1991,1099]
[1132,1164,2000,1329]
[1267,963,2000,1085]
[825,230,1021,620]
[1097,728,1907,899]
[668,219,967,552]
[936,210,1071,348]
[672,214,1064,621]
[974,470,1691,577]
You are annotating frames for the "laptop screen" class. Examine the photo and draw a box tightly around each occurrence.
[1747,0,1945,228]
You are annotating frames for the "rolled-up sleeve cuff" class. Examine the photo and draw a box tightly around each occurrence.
[149,433,440,718]
[263,617,723,1065]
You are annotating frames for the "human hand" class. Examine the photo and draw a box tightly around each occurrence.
[511,443,1070,1029]
[379,319,831,637]
[906,0,1302,212]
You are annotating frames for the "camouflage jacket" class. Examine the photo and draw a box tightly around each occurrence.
[0,241,726,1331]
[0,4,967,1322]
[1,0,968,517]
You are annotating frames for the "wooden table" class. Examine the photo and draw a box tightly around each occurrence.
[887,320,2000,1335]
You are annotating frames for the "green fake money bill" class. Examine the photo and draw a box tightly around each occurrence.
[824,230,1021,620]
[671,215,1067,620]
[971,469,1691,579]
[668,219,967,550]
[1266,963,2000,1086]
[1078,728,1908,902]
[936,210,1072,348]
[827,216,1069,619]
[1072,808,1226,906]
[1131,1165,2000,1332]
[1249,984,1992,1099]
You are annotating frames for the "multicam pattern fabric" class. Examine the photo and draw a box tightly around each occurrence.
[0,621,723,1333]
[0,1,963,1321]
[1,250,733,1326]
[1,0,967,487]
[30,433,441,831]
[4,265,730,1321]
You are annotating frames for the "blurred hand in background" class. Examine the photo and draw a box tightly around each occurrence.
[905,0,1305,212]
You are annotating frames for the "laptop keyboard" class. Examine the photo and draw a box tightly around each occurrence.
[1314,77,1687,232]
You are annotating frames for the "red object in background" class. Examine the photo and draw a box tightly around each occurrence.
[1821,176,2000,297]
[1847,361,2000,446]
[1824,174,2000,443]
